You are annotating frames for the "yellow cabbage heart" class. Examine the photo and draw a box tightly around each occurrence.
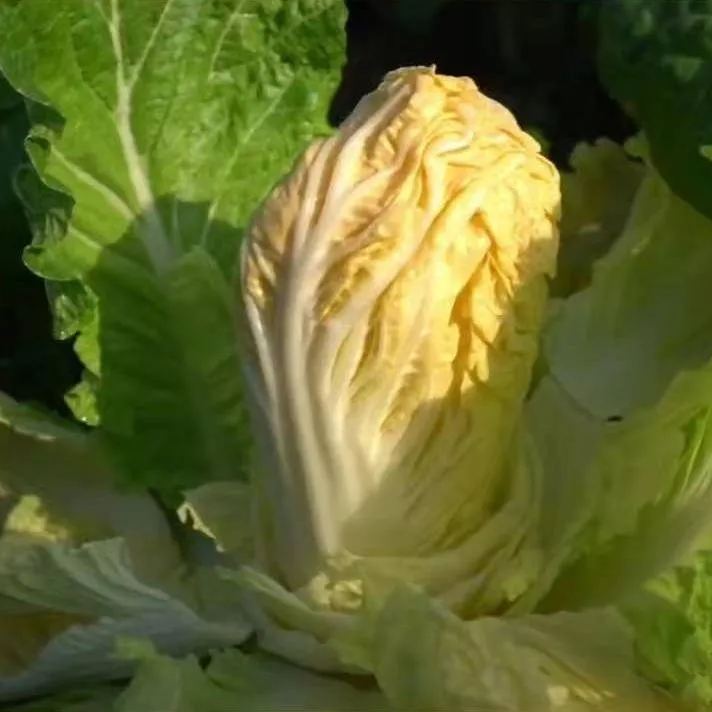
[240,66,560,591]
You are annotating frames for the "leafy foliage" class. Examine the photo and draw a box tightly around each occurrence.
[599,0,712,218]
[0,0,346,497]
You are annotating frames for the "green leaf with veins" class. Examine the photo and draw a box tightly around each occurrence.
[598,0,712,219]
[546,152,712,420]
[0,0,346,495]
[0,537,250,703]
[111,645,388,712]
[2,645,390,711]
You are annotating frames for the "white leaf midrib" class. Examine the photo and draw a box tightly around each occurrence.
[104,0,173,272]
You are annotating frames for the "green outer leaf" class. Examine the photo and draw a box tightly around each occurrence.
[0,0,346,277]
[0,0,346,494]
[91,247,253,494]
[598,0,712,219]
[205,648,389,712]
[553,138,644,297]
[539,360,712,613]
[0,390,181,576]
[0,537,250,703]
[64,373,100,426]
[110,644,388,712]
[626,550,712,707]
[220,564,357,673]
[113,649,225,712]
[333,585,676,712]
[507,377,606,614]
[179,480,253,559]
[546,159,712,420]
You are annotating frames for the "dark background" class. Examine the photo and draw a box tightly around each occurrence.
[0,0,633,415]
[333,0,634,163]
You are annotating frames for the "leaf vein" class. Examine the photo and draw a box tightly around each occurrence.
[197,74,296,246]
[128,0,179,91]
[207,0,249,77]
[51,146,134,222]
[107,0,173,271]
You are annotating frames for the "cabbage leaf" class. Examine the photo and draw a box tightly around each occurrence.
[0,0,346,496]
[547,153,712,419]
[599,0,712,220]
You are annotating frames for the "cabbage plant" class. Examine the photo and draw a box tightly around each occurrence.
[2,2,712,711]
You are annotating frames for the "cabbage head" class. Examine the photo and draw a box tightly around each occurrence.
[241,66,559,597]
